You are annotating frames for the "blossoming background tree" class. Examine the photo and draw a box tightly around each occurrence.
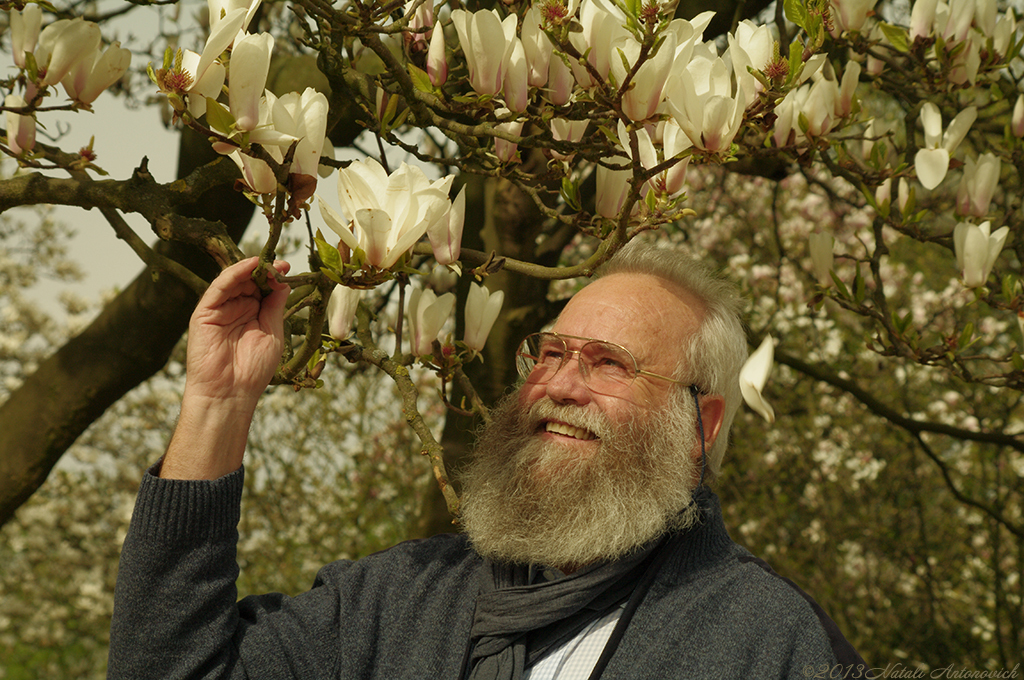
[1,0,1023,673]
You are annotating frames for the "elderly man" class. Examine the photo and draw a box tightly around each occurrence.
[109,242,870,679]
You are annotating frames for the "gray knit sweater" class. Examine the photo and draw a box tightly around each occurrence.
[108,467,870,679]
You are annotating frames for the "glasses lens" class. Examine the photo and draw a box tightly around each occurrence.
[516,334,565,383]
[579,341,637,394]
[516,334,638,394]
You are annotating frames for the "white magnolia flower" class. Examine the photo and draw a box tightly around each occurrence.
[664,52,748,153]
[739,335,775,424]
[953,221,1009,289]
[60,41,132,106]
[319,158,455,269]
[464,283,504,352]
[35,18,101,87]
[915,103,976,190]
[956,153,1000,218]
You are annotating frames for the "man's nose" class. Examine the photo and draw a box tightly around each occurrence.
[544,351,592,405]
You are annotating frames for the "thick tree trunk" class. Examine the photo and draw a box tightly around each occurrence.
[0,55,363,527]
[0,130,253,527]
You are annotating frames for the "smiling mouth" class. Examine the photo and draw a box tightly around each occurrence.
[543,421,598,441]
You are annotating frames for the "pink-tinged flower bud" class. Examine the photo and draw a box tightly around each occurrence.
[956,153,1000,218]
[37,18,102,86]
[829,0,874,35]
[407,287,455,356]
[1013,94,1024,138]
[503,38,530,114]
[464,283,503,352]
[62,41,132,106]
[11,4,42,69]
[546,55,574,106]
[230,32,274,131]
[494,113,523,163]
[875,177,891,207]
[427,186,464,265]
[808,232,835,287]
[328,285,362,339]
[595,164,631,219]
[521,6,551,88]
[835,61,860,118]
[450,9,517,97]
[5,94,36,155]
[550,117,588,160]
[404,0,434,45]
[910,0,937,41]
[426,24,447,87]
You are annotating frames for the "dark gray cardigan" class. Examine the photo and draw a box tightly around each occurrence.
[108,467,870,679]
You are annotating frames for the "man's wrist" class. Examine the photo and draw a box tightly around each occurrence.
[159,393,257,480]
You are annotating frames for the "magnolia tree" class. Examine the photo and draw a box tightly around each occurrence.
[1,0,1024,666]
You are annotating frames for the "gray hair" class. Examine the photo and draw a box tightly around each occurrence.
[595,239,748,482]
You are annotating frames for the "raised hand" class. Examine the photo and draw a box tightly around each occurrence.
[160,257,291,480]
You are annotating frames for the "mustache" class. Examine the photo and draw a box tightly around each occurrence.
[523,398,612,440]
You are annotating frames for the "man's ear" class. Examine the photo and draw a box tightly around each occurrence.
[697,393,726,453]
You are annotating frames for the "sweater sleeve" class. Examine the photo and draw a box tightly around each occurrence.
[108,465,479,680]
[108,466,253,679]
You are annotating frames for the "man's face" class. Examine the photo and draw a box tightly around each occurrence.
[459,274,710,569]
[516,273,705,463]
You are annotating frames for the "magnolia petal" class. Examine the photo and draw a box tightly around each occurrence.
[196,7,247,82]
[943,106,977,153]
[355,208,393,267]
[739,335,775,424]
[229,32,274,131]
[919,101,943,148]
[915,147,949,190]
[318,199,360,252]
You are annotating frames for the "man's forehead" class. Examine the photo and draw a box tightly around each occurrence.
[554,273,704,356]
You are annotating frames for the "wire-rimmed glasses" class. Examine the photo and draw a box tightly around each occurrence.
[515,332,689,397]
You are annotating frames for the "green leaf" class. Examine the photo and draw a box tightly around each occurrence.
[784,0,812,33]
[878,22,910,53]
[561,177,582,212]
[204,97,235,136]
[319,267,343,285]
[785,40,804,88]
[853,267,866,305]
[958,322,974,350]
[1012,353,1024,371]
[407,63,433,94]
[831,271,851,299]
[645,187,658,212]
[315,231,343,272]
[1001,274,1019,302]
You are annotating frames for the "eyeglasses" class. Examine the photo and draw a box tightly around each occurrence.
[515,332,690,397]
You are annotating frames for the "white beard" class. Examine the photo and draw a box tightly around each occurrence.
[458,390,702,569]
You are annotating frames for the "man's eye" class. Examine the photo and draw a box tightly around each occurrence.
[538,349,564,364]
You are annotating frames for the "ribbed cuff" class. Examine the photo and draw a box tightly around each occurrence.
[130,463,245,546]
